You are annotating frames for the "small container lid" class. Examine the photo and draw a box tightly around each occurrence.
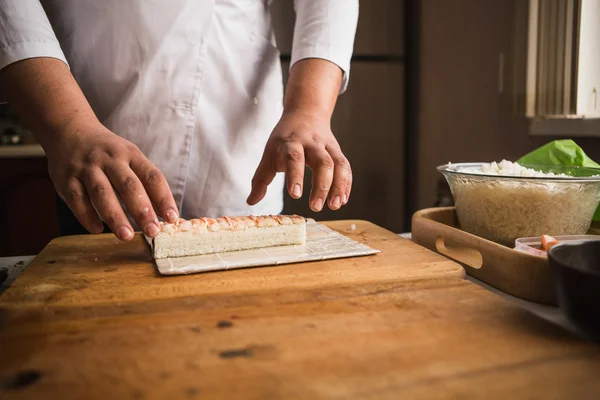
[515,235,600,257]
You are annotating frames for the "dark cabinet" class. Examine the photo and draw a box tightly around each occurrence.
[0,157,60,256]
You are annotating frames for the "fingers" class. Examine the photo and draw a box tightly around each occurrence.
[104,163,161,237]
[249,138,352,212]
[62,177,104,234]
[81,168,135,241]
[248,141,306,205]
[48,133,178,241]
[247,155,276,206]
[305,146,334,212]
[130,156,179,223]
[276,142,305,199]
[326,145,352,210]
[344,165,353,205]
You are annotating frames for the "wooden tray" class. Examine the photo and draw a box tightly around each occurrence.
[411,207,557,305]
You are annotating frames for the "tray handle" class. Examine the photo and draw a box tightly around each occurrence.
[435,236,483,269]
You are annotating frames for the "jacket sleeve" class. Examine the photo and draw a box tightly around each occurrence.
[291,0,359,94]
[0,0,68,72]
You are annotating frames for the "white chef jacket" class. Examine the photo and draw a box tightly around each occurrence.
[0,0,358,220]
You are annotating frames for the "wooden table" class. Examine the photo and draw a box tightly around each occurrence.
[1,220,600,399]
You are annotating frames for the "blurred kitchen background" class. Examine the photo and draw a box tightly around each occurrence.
[1,0,600,256]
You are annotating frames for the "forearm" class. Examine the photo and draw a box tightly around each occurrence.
[0,57,100,150]
[283,58,343,119]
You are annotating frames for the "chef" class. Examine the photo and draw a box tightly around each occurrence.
[0,0,358,241]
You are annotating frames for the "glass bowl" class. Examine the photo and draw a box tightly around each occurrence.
[437,163,600,246]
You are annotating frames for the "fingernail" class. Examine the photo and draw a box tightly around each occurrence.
[331,196,341,209]
[146,223,160,237]
[313,198,324,211]
[118,226,134,240]
[292,184,302,198]
[166,209,179,223]
[343,194,348,204]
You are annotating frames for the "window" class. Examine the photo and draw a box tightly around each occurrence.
[524,0,600,135]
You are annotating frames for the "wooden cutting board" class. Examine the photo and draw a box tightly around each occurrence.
[4,220,600,398]
[0,220,464,308]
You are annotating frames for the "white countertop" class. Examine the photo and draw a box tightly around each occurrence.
[0,144,45,158]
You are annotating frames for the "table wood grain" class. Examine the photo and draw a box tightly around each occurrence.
[1,220,599,399]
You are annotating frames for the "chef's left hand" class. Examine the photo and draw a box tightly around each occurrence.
[247,58,352,212]
[247,110,352,211]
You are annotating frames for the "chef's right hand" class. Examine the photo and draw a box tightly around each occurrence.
[45,123,179,241]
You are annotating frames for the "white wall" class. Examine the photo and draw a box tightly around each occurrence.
[576,0,600,117]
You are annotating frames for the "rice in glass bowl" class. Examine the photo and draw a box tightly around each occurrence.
[437,160,600,246]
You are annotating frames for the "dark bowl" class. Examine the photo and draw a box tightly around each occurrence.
[548,240,600,342]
